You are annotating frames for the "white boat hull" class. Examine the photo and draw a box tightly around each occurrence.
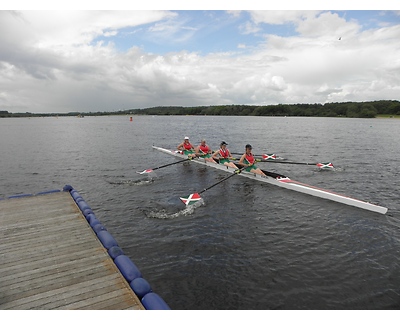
[152,146,388,214]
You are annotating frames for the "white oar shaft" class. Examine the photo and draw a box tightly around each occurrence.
[180,167,245,206]
[137,157,193,174]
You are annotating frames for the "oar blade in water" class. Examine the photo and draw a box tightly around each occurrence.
[180,193,202,206]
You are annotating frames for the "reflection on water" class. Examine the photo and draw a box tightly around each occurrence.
[1,116,399,309]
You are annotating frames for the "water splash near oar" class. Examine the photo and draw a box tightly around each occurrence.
[180,167,245,206]
[108,173,157,185]
[146,199,205,219]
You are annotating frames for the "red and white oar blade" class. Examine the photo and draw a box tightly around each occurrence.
[262,153,277,160]
[137,169,153,174]
[316,162,334,169]
[180,193,202,206]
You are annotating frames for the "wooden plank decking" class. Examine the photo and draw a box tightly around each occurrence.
[0,191,144,310]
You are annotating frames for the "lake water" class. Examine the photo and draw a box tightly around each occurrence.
[1,115,399,309]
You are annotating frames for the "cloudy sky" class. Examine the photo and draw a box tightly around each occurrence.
[1,1,399,113]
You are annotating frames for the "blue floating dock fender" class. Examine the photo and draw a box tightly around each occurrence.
[77,200,91,212]
[114,255,142,282]
[74,196,84,203]
[90,219,101,228]
[141,292,171,310]
[85,213,95,221]
[97,230,118,249]
[92,223,107,234]
[86,214,101,228]
[70,190,81,200]
[75,197,86,204]
[130,277,152,299]
[108,246,124,259]
[82,208,94,217]
[36,189,61,195]
[8,194,33,199]
[63,185,74,192]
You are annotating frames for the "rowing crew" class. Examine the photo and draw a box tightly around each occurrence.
[177,137,266,176]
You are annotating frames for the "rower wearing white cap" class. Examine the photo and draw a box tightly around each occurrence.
[177,136,196,156]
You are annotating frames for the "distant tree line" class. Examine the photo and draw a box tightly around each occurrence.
[128,100,400,118]
[1,100,399,118]
[0,111,127,118]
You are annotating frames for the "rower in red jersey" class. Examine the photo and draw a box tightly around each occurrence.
[177,136,196,156]
[195,139,217,163]
[212,141,238,169]
[239,144,266,176]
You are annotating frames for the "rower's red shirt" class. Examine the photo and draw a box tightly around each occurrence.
[199,144,211,153]
[183,142,194,150]
[245,153,255,165]
[219,148,230,158]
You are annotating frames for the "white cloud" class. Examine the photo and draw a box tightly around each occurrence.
[0,10,399,113]
[248,10,319,25]
[295,11,360,38]
[1,11,176,48]
[239,21,261,34]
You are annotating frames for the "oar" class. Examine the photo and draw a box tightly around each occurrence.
[231,152,281,160]
[136,156,195,174]
[255,158,334,169]
[180,167,246,206]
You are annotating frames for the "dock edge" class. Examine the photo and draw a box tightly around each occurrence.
[60,184,171,310]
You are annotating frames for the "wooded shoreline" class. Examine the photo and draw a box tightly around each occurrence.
[1,100,399,118]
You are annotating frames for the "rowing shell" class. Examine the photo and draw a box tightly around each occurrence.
[152,146,388,214]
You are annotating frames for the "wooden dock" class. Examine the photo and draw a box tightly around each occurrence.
[0,191,145,310]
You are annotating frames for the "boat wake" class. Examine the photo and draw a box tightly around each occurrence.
[145,199,205,219]
[108,177,155,186]
[316,166,343,172]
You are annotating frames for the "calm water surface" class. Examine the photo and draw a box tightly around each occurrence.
[1,115,399,309]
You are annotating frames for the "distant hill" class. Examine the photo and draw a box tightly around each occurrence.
[1,100,399,118]
[127,100,400,118]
